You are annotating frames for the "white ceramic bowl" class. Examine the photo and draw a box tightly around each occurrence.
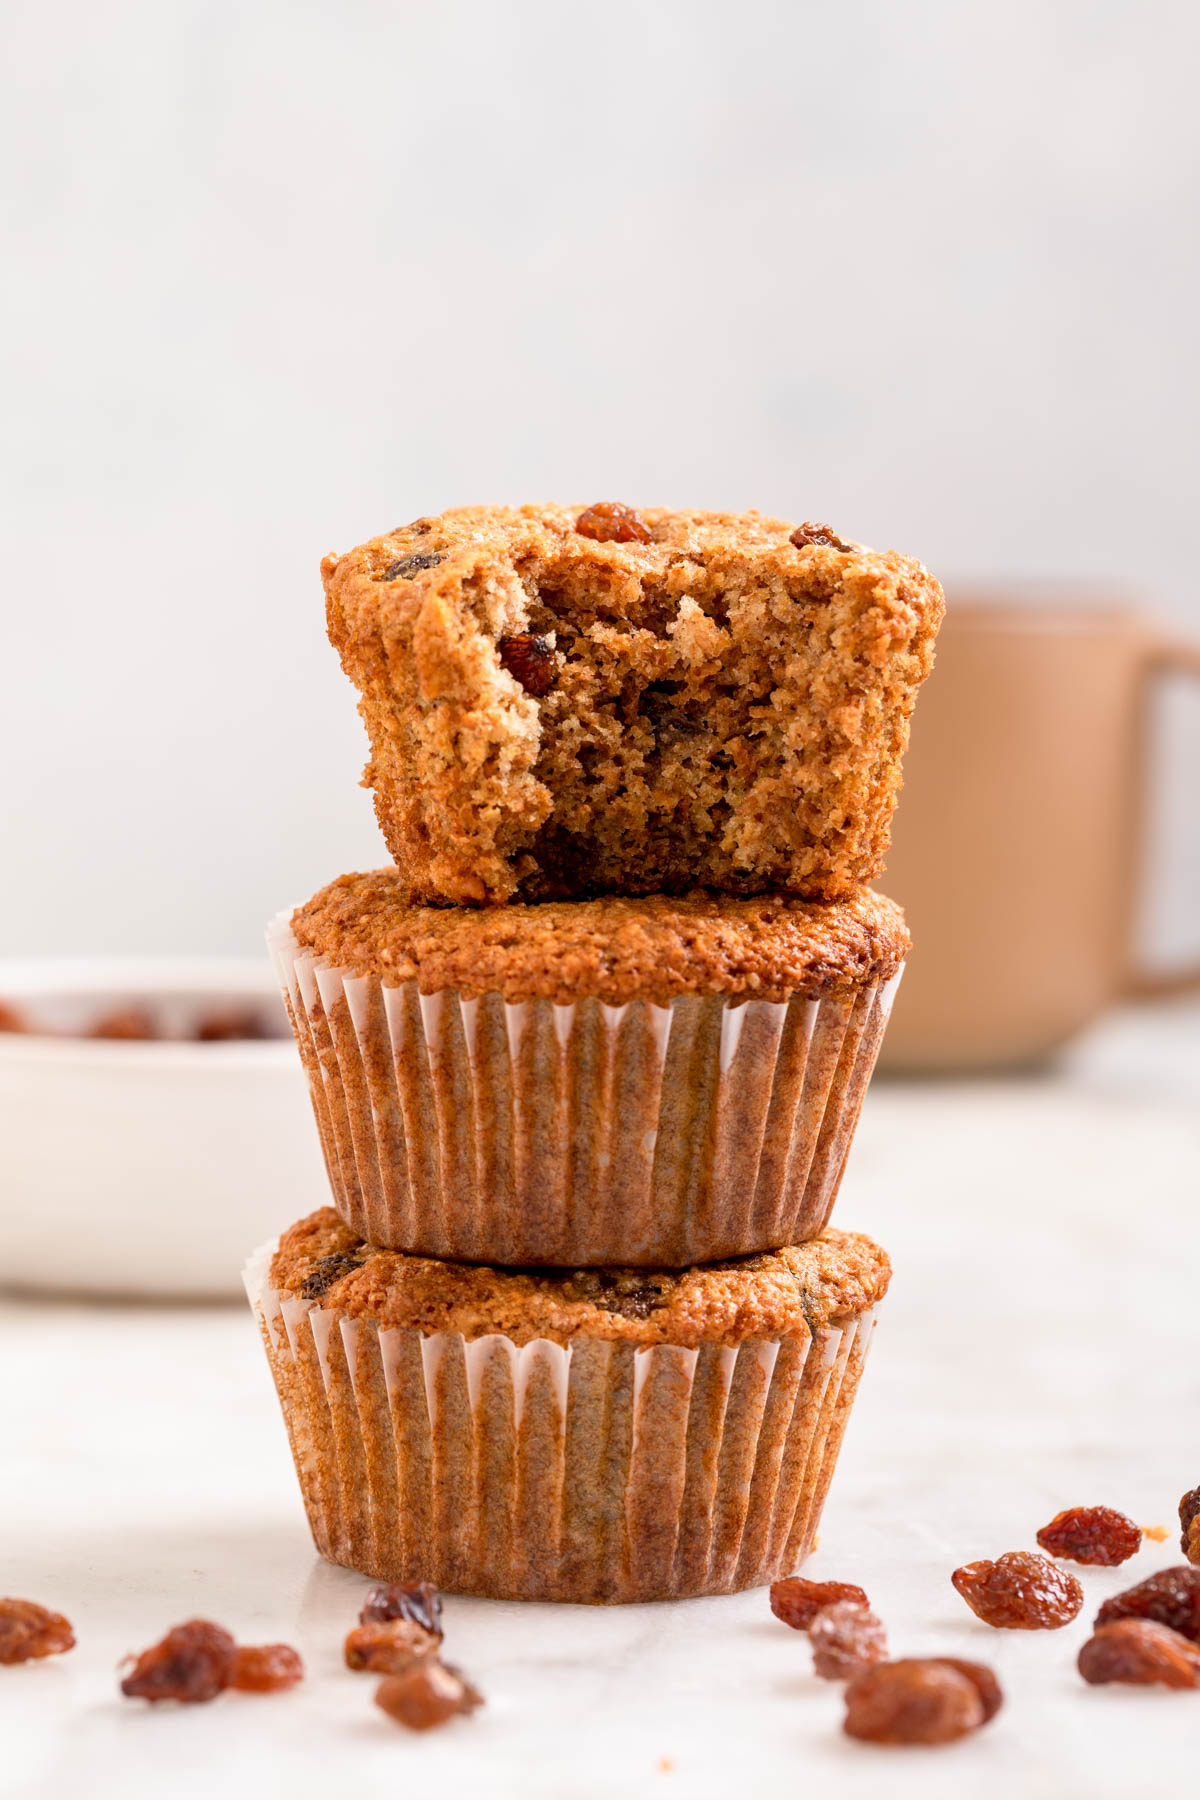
[0,957,329,1298]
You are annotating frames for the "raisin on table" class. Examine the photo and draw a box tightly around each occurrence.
[951,1551,1082,1629]
[769,1577,869,1631]
[1179,1488,1200,1562]
[374,1660,482,1731]
[229,1643,304,1692]
[1036,1505,1142,1566]
[120,1620,237,1703]
[359,1581,443,1638]
[1078,1619,1200,1688]
[843,1661,987,1745]
[810,1602,888,1680]
[0,1599,75,1664]
[1095,1566,1200,1642]
[345,1619,440,1674]
[928,1658,1004,1723]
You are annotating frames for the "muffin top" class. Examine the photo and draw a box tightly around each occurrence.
[289,870,909,1006]
[268,1209,891,1348]
[322,503,943,906]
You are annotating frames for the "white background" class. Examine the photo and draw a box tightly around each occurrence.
[3,0,1200,955]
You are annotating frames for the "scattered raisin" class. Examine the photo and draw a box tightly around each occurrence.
[1095,1566,1200,1642]
[299,1253,366,1300]
[1036,1505,1142,1566]
[810,1602,887,1680]
[194,1009,269,1042]
[0,1599,75,1664]
[574,502,653,544]
[843,1661,987,1745]
[360,1581,443,1639]
[345,1619,440,1674]
[1078,1619,1200,1688]
[1180,1488,1200,1560]
[119,1620,237,1703]
[374,1659,482,1731]
[789,522,852,552]
[497,633,556,697]
[90,1007,158,1041]
[0,1001,28,1033]
[769,1577,870,1631]
[378,552,444,581]
[229,1643,304,1692]
[928,1658,1004,1724]
[951,1551,1082,1629]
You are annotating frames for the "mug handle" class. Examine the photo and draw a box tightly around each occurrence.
[1123,638,1200,999]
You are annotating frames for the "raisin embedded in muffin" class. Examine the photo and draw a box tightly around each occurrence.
[321,505,944,905]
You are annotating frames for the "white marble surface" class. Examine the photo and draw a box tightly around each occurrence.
[3,1001,1199,1800]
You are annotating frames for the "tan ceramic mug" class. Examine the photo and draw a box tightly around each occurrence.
[879,598,1200,1071]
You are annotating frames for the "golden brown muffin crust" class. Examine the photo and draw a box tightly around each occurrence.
[269,1208,890,1347]
[322,504,944,906]
[290,870,909,1005]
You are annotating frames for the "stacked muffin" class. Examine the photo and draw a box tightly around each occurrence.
[247,504,943,1604]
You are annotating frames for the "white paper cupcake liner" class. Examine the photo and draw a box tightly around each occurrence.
[268,911,901,1266]
[244,1236,878,1604]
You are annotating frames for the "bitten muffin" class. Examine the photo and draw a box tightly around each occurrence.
[322,504,944,905]
[246,1209,891,1603]
[271,872,909,1266]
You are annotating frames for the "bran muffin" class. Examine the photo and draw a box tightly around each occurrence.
[322,505,944,906]
[271,872,909,1266]
[246,1209,891,1603]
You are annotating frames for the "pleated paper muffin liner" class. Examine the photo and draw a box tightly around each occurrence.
[244,1237,878,1605]
[268,911,901,1267]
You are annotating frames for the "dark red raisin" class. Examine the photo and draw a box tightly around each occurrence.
[119,1620,237,1703]
[1078,1619,1200,1688]
[789,521,852,552]
[951,1551,1082,1629]
[1180,1488,1200,1560]
[1095,1566,1200,1642]
[497,633,556,697]
[378,552,444,581]
[374,1660,482,1731]
[810,1602,888,1680]
[769,1577,870,1631]
[0,1599,75,1664]
[574,502,653,544]
[843,1661,986,1745]
[229,1643,304,1692]
[1036,1505,1142,1566]
[360,1581,443,1638]
[345,1619,440,1673]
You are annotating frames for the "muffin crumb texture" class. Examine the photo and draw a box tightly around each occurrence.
[268,1208,891,1347]
[322,505,943,905]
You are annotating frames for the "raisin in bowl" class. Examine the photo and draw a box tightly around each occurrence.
[0,957,329,1297]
